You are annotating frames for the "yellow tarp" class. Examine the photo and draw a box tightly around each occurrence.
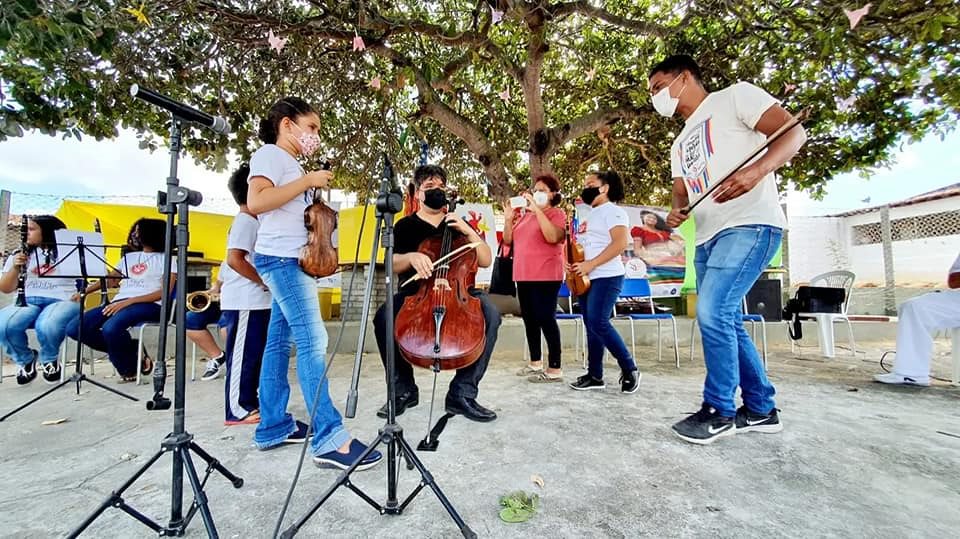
[56,199,406,270]
[55,200,233,269]
[337,203,408,264]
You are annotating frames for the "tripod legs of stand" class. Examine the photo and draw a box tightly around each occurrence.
[280,423,475,539]
[0,369,138,422]
[68,434,243,538]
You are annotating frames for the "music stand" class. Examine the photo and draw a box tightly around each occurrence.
[1,231,138,422]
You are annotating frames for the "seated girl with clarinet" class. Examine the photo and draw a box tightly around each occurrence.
[0,215,80,385]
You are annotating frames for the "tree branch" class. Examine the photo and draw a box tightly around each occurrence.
[556,104,643,147]
[550,1,671,37]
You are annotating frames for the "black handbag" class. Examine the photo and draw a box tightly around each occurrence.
[782,286,846,339]
[488,243,516,296]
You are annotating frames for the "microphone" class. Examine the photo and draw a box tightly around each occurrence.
[129,84,231,135]
[382,153,396,189]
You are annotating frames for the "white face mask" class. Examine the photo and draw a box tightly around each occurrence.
[533,191,549,207]
[652,74,685,118]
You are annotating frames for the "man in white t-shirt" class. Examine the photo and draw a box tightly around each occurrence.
[217,164,273,425]
[874,252,960,386]
[649,54,807,444]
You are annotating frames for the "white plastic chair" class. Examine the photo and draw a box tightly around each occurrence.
[790,270,857,357]
[951,327,959,386]
[132,300,177,385]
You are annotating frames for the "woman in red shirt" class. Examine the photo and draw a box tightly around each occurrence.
[502,174,567,382]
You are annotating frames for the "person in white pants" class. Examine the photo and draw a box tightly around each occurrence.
[874,252,960,386]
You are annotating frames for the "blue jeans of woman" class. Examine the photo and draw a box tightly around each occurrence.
[0,296,80,366]
[694,225,781,417]
[253,254,349,456]
[581,275,637,380]
[66,301,162,377]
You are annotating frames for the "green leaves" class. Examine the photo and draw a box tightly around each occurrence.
[498,490,539,523]
[0,0,957,203]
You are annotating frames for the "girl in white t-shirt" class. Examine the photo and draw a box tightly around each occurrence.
[0,215,80,385]
[67,218,176,382]
[566,171,641,394]
[246,97,380,471]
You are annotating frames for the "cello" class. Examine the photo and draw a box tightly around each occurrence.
[565,212,590,295]
[394,191,486,371]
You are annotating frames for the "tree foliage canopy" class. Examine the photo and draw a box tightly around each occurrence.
[1,0,957,204]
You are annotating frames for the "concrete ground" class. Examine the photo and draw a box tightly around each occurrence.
[0,327,958,538]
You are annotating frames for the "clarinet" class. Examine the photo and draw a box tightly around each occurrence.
[94,219,108,306]
[15,215,28,307]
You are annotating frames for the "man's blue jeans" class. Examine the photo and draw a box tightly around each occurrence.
[253,254,349,457]
[694,225,781,417]
[0,297,80,366]
[581,275,637,380]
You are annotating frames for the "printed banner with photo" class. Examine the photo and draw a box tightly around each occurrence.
[454,203,497,285]
[574,203,686,297]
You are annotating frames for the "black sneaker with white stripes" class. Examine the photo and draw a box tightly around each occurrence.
[200,355,225,381]
[40,361,61,384]
[16,355,38,386]
[569,374,605,391]
[672,404,735,445]
[734,406,783,434]
[620,369,641,394]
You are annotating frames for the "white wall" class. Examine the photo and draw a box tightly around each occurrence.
[843,197,960,285]
[849,235,960,285]
[787,216,848,283]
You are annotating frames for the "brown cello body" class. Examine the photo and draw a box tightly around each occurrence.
[395,212,486,371]
[565,218,590,295]
[299,190,339,278]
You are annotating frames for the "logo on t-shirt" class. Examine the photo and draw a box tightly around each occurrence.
[678,118,714,195]
[131,262,148,275]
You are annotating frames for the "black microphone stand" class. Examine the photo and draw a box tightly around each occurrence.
[280,156,475,538]
[68,116,242,538]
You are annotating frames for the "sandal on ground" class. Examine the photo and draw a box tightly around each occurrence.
[516,365,543,376]
[225,410,261,426]
[528,371,563,383]
[140,353,154,376]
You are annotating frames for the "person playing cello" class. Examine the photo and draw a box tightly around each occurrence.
[373,164,501,422]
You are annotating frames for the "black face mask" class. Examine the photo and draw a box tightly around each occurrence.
[423,188,448,210]
[580,186,601,206]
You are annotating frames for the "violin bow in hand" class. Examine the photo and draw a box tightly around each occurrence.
[682,108,810,215]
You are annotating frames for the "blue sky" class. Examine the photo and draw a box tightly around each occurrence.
[1,127,957,216]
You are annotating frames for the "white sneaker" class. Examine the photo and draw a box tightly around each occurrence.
[873,372,930,386]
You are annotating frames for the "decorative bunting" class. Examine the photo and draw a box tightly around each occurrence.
[836,95,856,111]
[353,35,366,52]
[843,3,871,30]
[267,30,288,53]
